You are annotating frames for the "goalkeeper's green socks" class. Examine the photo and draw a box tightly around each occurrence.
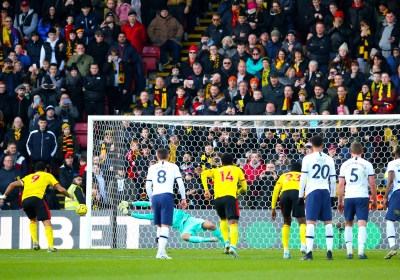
[132,201,151,207]
[212,229,225,244]
[188,236,215,243]
[29,221,38,243]
[131,213,154,220]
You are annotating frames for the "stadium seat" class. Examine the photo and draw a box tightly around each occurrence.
[142,46,160,71]
[75,123,88,149]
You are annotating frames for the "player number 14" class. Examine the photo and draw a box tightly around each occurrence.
[220,171,234,182]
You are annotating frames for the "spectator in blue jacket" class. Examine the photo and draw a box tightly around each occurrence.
[26,115,57,170]
[74,1,98,45]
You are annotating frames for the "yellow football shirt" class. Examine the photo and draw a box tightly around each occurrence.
[271,171,301,209]
[21,171,60,201]
[201,165,247,199]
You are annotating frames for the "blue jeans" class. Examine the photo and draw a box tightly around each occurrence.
[160,40,182,64]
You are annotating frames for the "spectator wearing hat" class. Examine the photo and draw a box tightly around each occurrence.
[329,42,352,73]
[246,1,266,37]
[230,10,251,44]
[74,1,99,45]
[196,31,214,57]
[103,0,124,26]
[99,12,121,45]
[59,151,75,189]
[25,31,43,67]
[205,14,228,49]
[325,10,351,61]
[14,1,38,40]
[39,28,64,69]
[248,77,260,96]
[376,9,400,60]
[115,0,133,23]
[375,0,389,30]
[267,0,286,35]
[65,43,94,77]
[86,29,110,70]
[26,115,57,169]
[265,29,282,62]
[282,30,303,61]
[0,16,22,57]
[305,0,326,33]
[222,75,238,103]
[219,56,236,87]
[306,22,331,75]
[122,10,146,56]
[292,89,311,115]
[0,58,20,97]
[180,45,202,78]
[61,63,84,121]
[219,0,243,33]
[8,84,30,125]
[55,92,79,131]
[262,70,285,114]
[147,6,184,66]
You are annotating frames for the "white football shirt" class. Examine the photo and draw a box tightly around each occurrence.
[299,152,336,197]
[387,158,400,193]
[339,157,375,198]
[146,161,185,198]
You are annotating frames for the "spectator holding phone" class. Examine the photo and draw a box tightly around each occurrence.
[376,10,400,60]
[14,44,31,70]
[55,93,79,132]
[27,93,46,131]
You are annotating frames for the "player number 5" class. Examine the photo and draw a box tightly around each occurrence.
[350,168,358,183]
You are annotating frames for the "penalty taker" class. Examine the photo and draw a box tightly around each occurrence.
[119,201,225,244]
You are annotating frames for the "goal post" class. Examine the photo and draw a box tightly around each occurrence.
[84,114,400,249]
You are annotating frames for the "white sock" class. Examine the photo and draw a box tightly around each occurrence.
[358,226,366,255]
[345,226,353,254]
[157,227,161,238]
[325,224,333,251]
[158,227,170,255]
[387,220,396,248]
[306,224,315,254]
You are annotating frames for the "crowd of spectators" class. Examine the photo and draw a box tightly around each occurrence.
[2,0,400,210]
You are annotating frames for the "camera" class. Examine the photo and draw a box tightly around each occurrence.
[330,72,335,76]
[6,66,14,70]
[214,157,220,163]
[45,84,53,89]
[63,99,70,104]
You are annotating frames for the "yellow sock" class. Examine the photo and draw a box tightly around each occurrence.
[220,219,229,243]
[300,223,307,245]
[282,224,290,250]
[45,226,54,249]
[229,223,238,247]
[29,221,38,243]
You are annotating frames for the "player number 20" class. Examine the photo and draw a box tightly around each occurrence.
[157,170,167,184]
[311,164,329,179]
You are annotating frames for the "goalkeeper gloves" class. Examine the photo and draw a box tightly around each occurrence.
[297,197,305,206]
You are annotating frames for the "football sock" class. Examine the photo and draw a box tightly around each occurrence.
[29,221,38,243]
[188,236,214,243]
[386,220,396,248]
[306,224,315,254]
[345,226,353,254]
[131,213,154,220]
[157,227,161,238]
[282,224,290,252]
[212,229,225,244]
[158,227,169,255]
[325,224,333,251]
[358,226,366,255]
[229,223,238,247]
[220,219,229,242]
[299,223,306,246]
[132,201,151,207]
[45,226,54,249]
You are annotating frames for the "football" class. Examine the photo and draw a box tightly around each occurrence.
[76,204,88,216]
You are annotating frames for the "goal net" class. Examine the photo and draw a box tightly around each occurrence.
[84,115,400,250]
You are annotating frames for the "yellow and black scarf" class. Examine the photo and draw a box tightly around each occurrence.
[62,134,74,153]
[66,40,77,60]
[301,101,310,115]
[154,87,168,109]
[14,127,21,141]
[282,97,291,111]
[359,29,371,61]
[112,61,125,84]
[371,81,381,93]
[262,68,270,87]
[294,60,302,73]
[356,91,371,110]
[210,54,220,69]
[339,95,346,105]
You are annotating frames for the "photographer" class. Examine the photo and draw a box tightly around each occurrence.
[266,1,286,36]
[55,93,79,132]
[0,58,19,97]
[100,12,121,45]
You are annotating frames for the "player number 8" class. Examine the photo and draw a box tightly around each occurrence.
[157,170,167,184]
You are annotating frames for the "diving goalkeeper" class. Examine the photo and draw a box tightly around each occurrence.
[119,201,225,244]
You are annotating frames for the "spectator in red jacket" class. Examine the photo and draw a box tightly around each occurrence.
[121,10,146,93]
[243,151,266,184]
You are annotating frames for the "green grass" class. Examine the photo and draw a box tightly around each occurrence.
[1,249,399,279]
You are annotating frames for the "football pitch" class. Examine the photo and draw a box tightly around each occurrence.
[1,249,400,279]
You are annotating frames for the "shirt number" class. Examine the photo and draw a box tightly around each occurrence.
[220,171,234,182]
[31,175,40,183]
[157,170,166,184]
[350,168,359,183]
[312,164,329,179]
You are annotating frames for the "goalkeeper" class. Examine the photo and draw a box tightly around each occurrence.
[119,201,225,244]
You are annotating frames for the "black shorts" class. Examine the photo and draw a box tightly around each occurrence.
[214,196,240,220]
[22,197,51,221]
[280,190,305,218]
